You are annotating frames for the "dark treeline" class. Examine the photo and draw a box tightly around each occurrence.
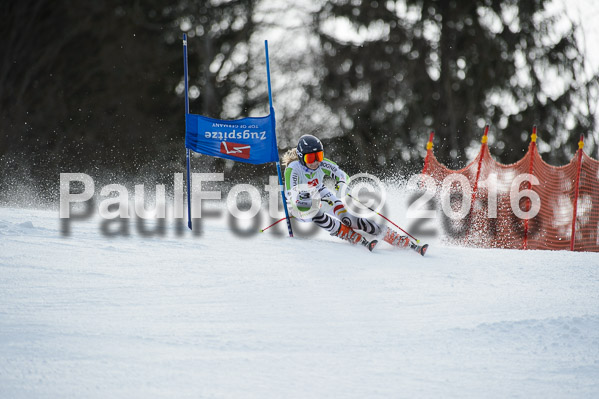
[1,0,597,199]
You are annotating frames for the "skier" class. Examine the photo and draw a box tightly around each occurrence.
[282,134,427,255]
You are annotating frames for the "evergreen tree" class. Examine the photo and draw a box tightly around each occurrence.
[0,0,264,194]
[313,0,598,170]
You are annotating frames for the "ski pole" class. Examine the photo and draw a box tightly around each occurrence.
[346,193,420,243]
[260,216,294,233]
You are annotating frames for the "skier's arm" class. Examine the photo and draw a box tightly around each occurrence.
[321,158,349,190]
[284,166,305,201]
[284,166,314,211]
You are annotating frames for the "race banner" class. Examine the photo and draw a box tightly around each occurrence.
[185,113,278,165]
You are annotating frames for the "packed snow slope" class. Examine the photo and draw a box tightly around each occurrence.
[1,204,598,398]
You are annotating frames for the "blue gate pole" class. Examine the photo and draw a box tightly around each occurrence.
[183,34,192,230]
[265,40,293,237]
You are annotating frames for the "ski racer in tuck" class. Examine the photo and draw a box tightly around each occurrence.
[283,134,427,255]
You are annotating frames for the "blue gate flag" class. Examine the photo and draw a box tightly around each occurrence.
[185,113,279,165]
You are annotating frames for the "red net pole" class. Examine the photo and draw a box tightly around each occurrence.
[570,135,585,251]
[523,126,537,250]
[471,125,489,205]
[422,131,435,174]
[464,125,489,244]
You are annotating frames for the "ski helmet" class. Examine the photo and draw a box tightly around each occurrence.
[296,135,324,167]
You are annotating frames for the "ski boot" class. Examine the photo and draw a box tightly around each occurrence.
[383,227,410,248]
[409,241,429,256]
[335,224,378,252]
[383,227,428,256]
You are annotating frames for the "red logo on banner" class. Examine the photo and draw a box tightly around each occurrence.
[220,141,251,159]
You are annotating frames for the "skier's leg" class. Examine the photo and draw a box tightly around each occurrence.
[319,188,422,252]
[312,209,340,235]
[320,187,382,235]
[312,208,364,245]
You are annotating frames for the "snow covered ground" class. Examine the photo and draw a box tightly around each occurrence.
[1,201,598,398]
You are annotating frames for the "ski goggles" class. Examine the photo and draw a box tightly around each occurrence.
[303,151,324,164]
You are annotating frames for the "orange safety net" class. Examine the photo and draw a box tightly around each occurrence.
[421,127,599,251]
